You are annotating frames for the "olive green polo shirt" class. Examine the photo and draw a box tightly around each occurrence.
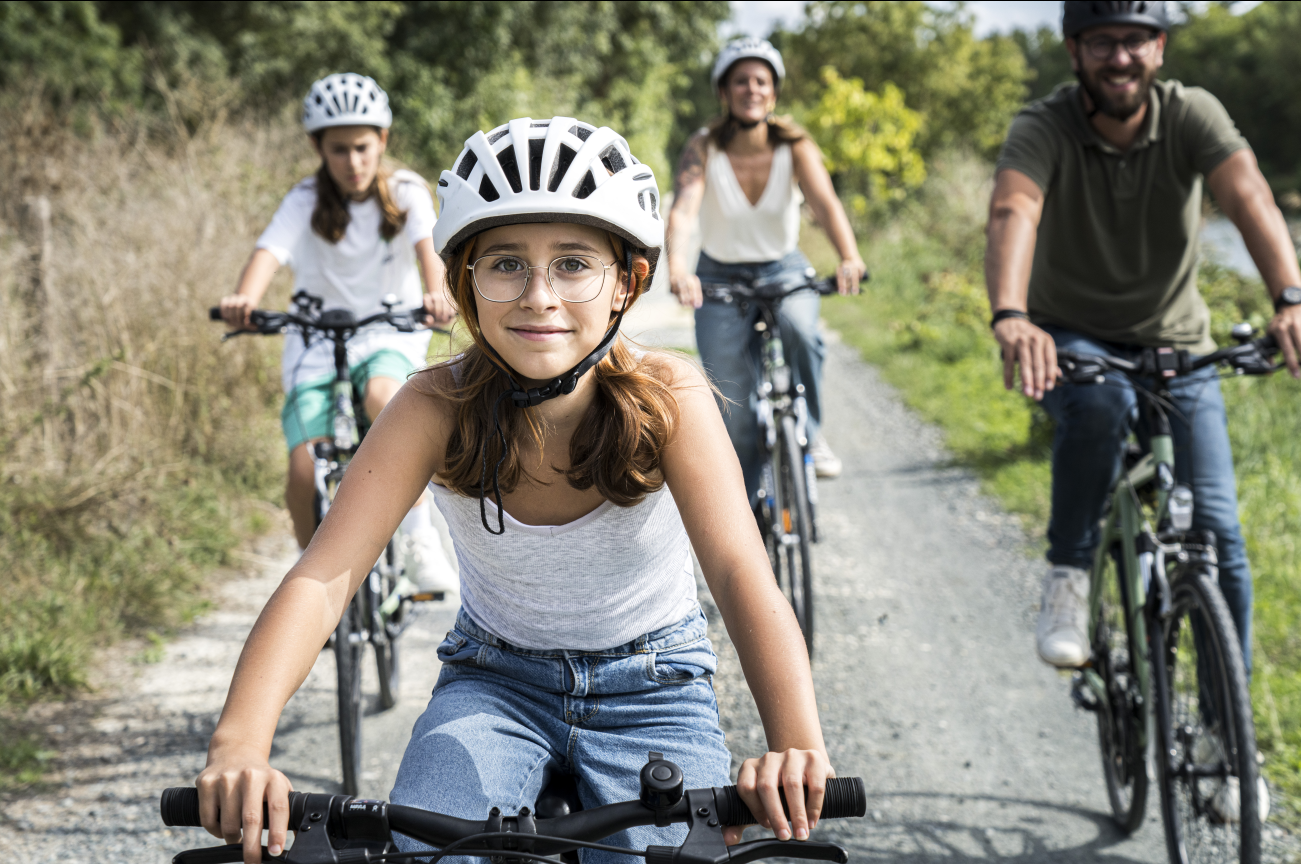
[996,79,1248,353]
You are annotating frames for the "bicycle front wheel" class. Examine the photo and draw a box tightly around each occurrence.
[334,597,364,797]
[1093,544,1149,833]
[1156,562,1260,864]
[778,415,815,658]
[374,541,402,711]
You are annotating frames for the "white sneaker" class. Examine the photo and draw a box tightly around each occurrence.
[1193,737,1270,823]
[809,434,842,479]
[1036,566,1090,667]
[402,525,458,595]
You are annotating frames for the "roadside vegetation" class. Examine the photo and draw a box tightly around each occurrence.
[813,151,1301,823]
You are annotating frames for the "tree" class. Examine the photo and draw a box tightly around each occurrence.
[773,1,1028,158]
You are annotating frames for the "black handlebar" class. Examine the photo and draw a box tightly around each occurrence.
[208,301,440,337]
[1057,333,1280,384]
[700,272,869,303]
[160,778,866,831]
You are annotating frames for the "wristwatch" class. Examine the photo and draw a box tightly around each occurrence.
[1275,286,1301,312]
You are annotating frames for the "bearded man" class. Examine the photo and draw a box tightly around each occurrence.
[984,0,1301,711]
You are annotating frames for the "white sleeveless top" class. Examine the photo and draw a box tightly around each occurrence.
[429,483,699,651]
[699,142,803,263]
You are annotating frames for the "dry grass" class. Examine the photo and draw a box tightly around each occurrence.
[0,104,312,721]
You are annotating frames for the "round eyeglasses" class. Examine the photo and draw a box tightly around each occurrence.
[1080,32,1158,61]
[468,254,616,303]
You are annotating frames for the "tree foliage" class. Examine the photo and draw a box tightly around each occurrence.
[802,68,925,220]
[773,1,1029,158]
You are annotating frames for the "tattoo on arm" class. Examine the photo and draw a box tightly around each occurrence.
[673,135,706,198]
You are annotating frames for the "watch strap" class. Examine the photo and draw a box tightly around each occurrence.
[990,309,1030,329]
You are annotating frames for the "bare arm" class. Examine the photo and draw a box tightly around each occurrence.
[984,168,1057,400]
[659,358,829,845]
[415,236,455,325]
[1207,148,1301,377]
[219,248,281,329]
[666,132,708,308]
[197,383,450,863]
[791,138,866,295]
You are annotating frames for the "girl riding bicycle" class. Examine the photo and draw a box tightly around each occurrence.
[198,117,834,864]
[217,73,455,591]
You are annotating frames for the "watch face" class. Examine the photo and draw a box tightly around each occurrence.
[1284,286,1301,306]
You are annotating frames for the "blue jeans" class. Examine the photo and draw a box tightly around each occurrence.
[389,607,732,863]
[694,250,824,502]
[1040,327,1253,671]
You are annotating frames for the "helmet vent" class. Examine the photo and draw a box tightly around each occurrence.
[479,176,500,202]
[599,146,626,175]
[496,147,524,194]
[639,190,659,218]
[528,139,545,191]
[633,172,652,181]
[574,171,596,200]
[530,121,551,128]
[487,127,510,145]
[456,150,479,181]
[569,125,593,142]
[438,178,448,187]
[548,144,578,193]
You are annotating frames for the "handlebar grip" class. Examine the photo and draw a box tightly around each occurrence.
[715,777,866,826]
[209,308,223,321]
[161,787,203,827]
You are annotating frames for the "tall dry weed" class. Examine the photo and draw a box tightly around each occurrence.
[0,106,314,701]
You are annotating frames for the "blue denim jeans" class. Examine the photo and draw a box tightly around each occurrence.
[389,607,732,863]
[694,250,824,502]
[1040,327,1253,671]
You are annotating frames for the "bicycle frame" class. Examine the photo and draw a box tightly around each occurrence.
[752,299,816,541]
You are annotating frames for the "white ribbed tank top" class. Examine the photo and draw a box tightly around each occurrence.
[699,142,803,263]
[428,483,699,651]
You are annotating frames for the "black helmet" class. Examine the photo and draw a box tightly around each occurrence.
[1062,1,1170,39]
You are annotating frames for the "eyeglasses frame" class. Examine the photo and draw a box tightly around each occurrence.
[466,254,618,304]
[1078,31,1160,62]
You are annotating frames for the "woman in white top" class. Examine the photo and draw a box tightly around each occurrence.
[667,38,866,495]
[218,74,454,588]
[196,117,834,864]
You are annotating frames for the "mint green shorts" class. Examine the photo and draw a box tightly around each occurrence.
[281,349,416,451]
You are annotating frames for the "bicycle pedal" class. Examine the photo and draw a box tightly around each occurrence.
[409,591,446,603]
[1070,673,1100,712]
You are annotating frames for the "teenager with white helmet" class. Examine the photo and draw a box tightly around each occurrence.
[668,37,866,490]
[217,72,455,591]
[197,116,835,864]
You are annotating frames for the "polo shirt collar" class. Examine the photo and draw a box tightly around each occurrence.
[1071,82,1163,155]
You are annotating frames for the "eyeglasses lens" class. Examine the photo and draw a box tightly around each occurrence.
[1084,34,1155,60]
[471,255,607,302]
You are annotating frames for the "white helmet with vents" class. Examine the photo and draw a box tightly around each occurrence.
[710,37,786,91]
[434,117,663,277]
[302,73,392,133]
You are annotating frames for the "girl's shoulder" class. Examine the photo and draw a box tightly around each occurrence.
[634,347,709,392]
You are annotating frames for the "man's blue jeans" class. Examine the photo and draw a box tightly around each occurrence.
[389,607,732,864]
[1040,327,1253,671]
[694,250,824,503]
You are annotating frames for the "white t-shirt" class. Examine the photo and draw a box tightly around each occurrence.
[257,169,438,392]
[256,168,436,318]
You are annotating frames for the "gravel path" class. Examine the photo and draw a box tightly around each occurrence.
[2,328,1297,863]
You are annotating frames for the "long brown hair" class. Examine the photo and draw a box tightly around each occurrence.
[413,232,680,507]
[309,129,408,243]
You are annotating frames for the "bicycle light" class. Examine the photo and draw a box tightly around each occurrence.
[1168,485,1194,531]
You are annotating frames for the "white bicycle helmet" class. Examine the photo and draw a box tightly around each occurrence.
[710,37,786,92]
[434,117,663,277]
[302,73,392,133]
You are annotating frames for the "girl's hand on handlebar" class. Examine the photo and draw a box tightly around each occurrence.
[732,748,834,845]
[424,288,457,326]
[992,316,1058,400]
[836,259,866,296]
[670,272,703,309]
[196,747,293,864]
[219,294,258,331]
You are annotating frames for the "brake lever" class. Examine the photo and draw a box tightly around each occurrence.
[173,845,285,864]
[645,788,848,864]
[725,839,848,864]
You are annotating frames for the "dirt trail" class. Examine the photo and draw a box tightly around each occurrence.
[3,293,1298,862]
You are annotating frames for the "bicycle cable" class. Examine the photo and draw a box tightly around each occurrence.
[379,829,650,863]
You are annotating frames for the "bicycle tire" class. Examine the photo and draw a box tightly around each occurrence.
[1093,543,1149,833]
[779,415,815,658]
[1156,562,1260,864]
[374,541,402,711]
[334,598,364,797]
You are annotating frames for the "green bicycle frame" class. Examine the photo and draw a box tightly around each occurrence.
[1079,432,1177,740]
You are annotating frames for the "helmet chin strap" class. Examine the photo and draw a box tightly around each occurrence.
[477,246,636,534]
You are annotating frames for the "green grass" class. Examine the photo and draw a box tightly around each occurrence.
[809,166,1301,823]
